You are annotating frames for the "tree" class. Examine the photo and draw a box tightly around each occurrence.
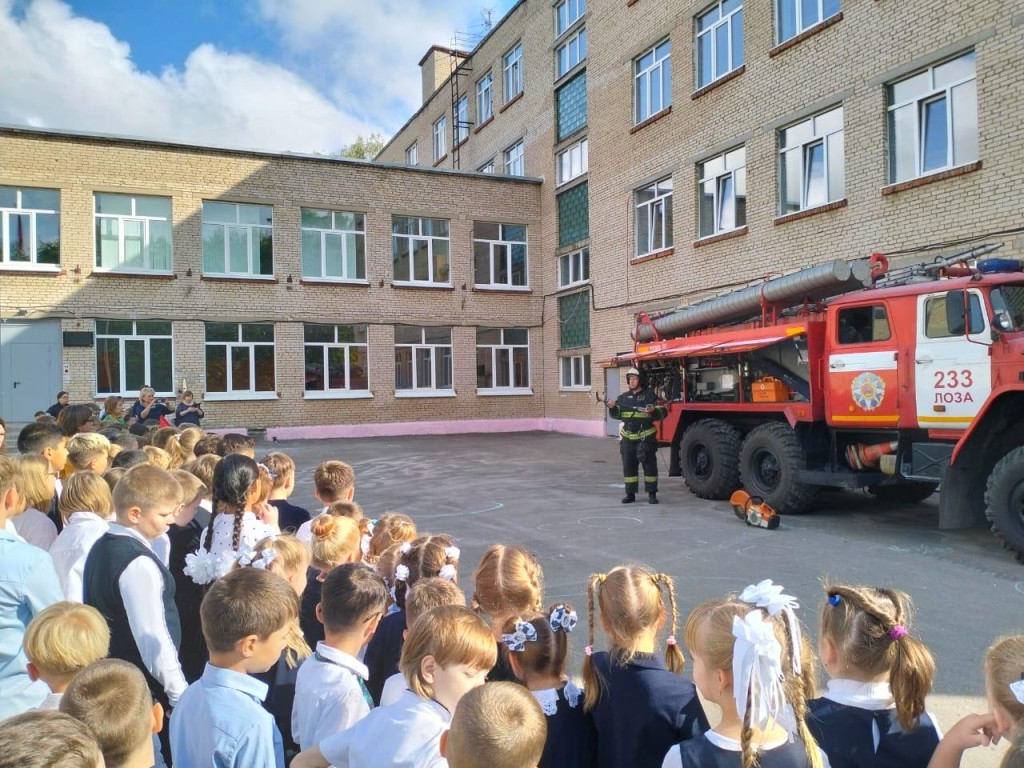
[340,132,386,160]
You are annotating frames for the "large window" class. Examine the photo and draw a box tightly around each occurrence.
[304,324,368,394]
[477,72,494,124]
[94,193,171,272]
[406,143,418,167]
[392,216,450,285]
[780,106,844,214]
[301,208,366,282]
[95,320,173,396]
[697,1,743,89]
[503,43,524,102]
[477,328,530,391]
[505,141,525,176]
[556,71,588,141]
[557,182,589,248]
[559,290,590,348]
[455,96,469,144]
[555,0,586,36]
[202,201,273,277]
[560,355,591,389]
[474,222,528,289]
[634,40,672,124]
[777,0,839,43]
[635,178,673,257]
[558,247,590,289]
[699,147,747,237]
[0,186,59,266]
[888,51,978,184]
[433,116,447,162]
[557,137,589,186]
[205,323,276,396]
[395,326,453,392]
[556,28,587,79]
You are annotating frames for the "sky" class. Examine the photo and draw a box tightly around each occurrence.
[0,0,515,154]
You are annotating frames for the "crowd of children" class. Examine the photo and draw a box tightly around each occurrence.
[0,404,1022,768]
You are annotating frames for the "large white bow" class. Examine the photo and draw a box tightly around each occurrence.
[739,579,803,675]
[732,611,794,734]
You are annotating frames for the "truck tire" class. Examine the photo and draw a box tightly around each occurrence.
[866,482,938,504]
[984,446,1024,563]
[740,422,818,514]
[679,419,742,500]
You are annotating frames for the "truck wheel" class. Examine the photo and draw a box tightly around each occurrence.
[679,419,742,500]
[740,422,818,514]
[984,447,1024,563]
[867,482,938,504]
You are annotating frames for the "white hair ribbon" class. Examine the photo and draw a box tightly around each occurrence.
[444,546,460,562]
[394,564,410,582]
[738,579,803,675]
[400,542,413,555]
[438,564,457,581]
[1010,678,1024,705]
[732,611,795,735]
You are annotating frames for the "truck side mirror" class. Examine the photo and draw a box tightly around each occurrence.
[945,290,968,335]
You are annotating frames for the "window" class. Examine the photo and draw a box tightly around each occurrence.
[300,209,366,282]
[560,355,591,389]
[837,306,891,345]
[555,0,586,36]
[557,182,589,247]
[556,28,587,79]
[699,147,747,237]
[635,178,673,257]
[0,186,59,266]
[474,222,528,288]
[204,323,276,395]
[202,201,273,276]
[888,51,978,184]
[95,320,173,396]
[479,160,496,174]
[433,116,447,162]
[395,326,453,392]
[559,290,590,348]
[505,141,525,176]
[558,247,590,289]
[697,1,743,89]
[924,294,984,338]
[392,216,450,285]
[556,71,587,141]
[557,138,589,186]
[777,0,839,42]
[503,43,524,102]
[635,40,671,124]
[780,106,844,214]
[406,143,418,166]
[455,96,469,144]
[94,193,171,272]
[477,72,494,124]
[304,324,369,394]
[477,328,530,391]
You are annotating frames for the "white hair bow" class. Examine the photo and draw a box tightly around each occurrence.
[400,542,413,555]
[732,610,794,734]
[549,605,578,634]
[444,546,460,562]
[1010,678,1024,705]
[439,564,457,581]
[739,579,803,675]
[502,621,538,652]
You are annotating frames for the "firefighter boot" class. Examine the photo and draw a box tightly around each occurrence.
[648,492,659,505]
[621,493,636,503]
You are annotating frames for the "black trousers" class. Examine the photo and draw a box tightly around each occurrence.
[621,436,659,493]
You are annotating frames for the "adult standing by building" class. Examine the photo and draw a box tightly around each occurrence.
[130,387,173,425]
[45,392,69,419]
[606,368,666,505]
[173,391,204,427]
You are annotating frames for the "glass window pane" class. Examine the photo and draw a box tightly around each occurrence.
[783,117,814,148]
[435,348,452,389]
[581,248,589,280]
[891,71,930,104]
[258,229,273,274]
[474,241,491,284]
[205,345,227,392]
[732,8,744,66]
[202,223,225,272]
[415,348,433,388]
[778,0,797,40]
[324,233,343,277]
[494,244,509,284]
[228,227,249,272]
[345,233,361,279]
[698,6,717,32]
[237,204,262,225]
[135,195,171,218]
[423,218,449,237]
[254,346,275,391]
[715,23,729,78]
[203,201,236,224]
[350,346,368,390]
[560,357,571,387]
[560,255,571,286]
[149,219,172,270]
[424,327,452,345]
[782,148,802,213]
[477,328,502,345]
[242,324,274,343]
[136,321,171,335]
[395,346,413,389]
[305,345,325,391]
[636,204,650,253]
[106,320,134,335]
[699,180,715,237]
[505,328,528,345]
[231,346,251,391]
[304,324,334,343]
[392,216,416,235]
[206,323,238,342]
[10,214,31,261]
[800,0,819,27]
[477,347,493,388]
[95,193,132,216]
[150,338,173,391]
[719,174,735,230]
[934,51,975,89]
[823,0,840,17]
[697,32,713,88]
[302,208,331,228]
[338,212,362,231]
[413,239,429,281]
[393,237,410,281]
[302,230,322,277]
[124,219,144,268]
[433,239,449,282]
[951,79,979,166]
[815,106,843,136]
[922,97,949,173]
[735,167,747,227]
[21,188,58,211]
[890,104,917,182]
[97,217,119,268]
[513,347,529,387]
[327,347,347,389]
[805,141,826,208]
[496,348,511,387]
[827,131,845,201]
[395,326,422,344]
[96,338,121,394]
[511,244,527,286]
[475,222,500,240]
[0,187,16,207]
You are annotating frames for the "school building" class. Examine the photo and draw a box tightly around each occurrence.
[1,0,1022,436]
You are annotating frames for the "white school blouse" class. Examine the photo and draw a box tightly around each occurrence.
[204,511,279,559]
[48,511,110,602]
[12,507,58,551]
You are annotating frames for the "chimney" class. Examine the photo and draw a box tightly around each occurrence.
[419,45,468,104]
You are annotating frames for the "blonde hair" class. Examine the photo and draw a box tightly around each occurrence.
[310,513,361,570]
[153,428,189,468]
[169,468,207,506]
[112,464,182,516]
[254,463,273,504]
[66,433,111,471]
[24,603,110,678]
[313,459,355,502]
[201,567,299,654]
[472,544,543,620]
[446,681,547,768]
[377,542,404,599]
[367,512,417,561]
[102,467,125,493]
[185,453,219,494]
[142,445,172,469]
[260,451,295,491]
[406,577,467,627]
[0,710,104,768]
[399,605,496,700]
[986,635,1024,768]
[11,453,53,510]
[177,427,203,458]
[394,534,460,610]
[107,443,123,461]
[502,602,575,684]
[583,565,683,711]
[58,472,114,522]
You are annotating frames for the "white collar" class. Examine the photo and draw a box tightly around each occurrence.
[396,689,452,722]
[823,678,895,710]
[68,511,109,525]
[706,730,790,752]
[107,523,154,550]
[199,499,213,513]
[314,641,369,680]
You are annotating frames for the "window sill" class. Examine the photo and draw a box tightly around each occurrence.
[432,154,448,168]
[554,60,587,90]
[0,264,62,274]
[555,280,591,294]
[395,390,457,399]
[774,199,848,225]
[94,392,175,400]
[201,273,278,284]
[553,15,587,48]
[769,13,843,57]
[299,277,369,286]
[556,173,588,189]
[454,137,469,152]
[304,390,373,400]
[499,92,524,114]
[632,247,674,265]
[391,281,454,291]
[630,106,672,135]
[474,116,494,135]
[472,285,532,294]
[204,391,280,402]
[882,161,982,196]
[477,388,534,397]
[91,269,177,279]
[694,227,749,247]
[692,66,746,100]
[559,386,593,392]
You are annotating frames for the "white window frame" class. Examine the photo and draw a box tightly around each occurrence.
[699,147,747,237]
[406,143,418,166]
[300,209,366,283]
[696,1,743,89]
[203,323,277,400]
[394,326,454,395]
[392,216,451,286]
[473,223,529,290]
[432,116,447,162]
[455,96,469,144]
[477,72,494,124]
[94,320,174,397]
[93,193,172,273]
[560,354,592,390]
[479,160,496,174]
[303,324,371,399]
[887,51,978,184]
[0,186,60,269]
[556,27,587,79]
[635,178,673,258]
[776,0,840,43]
[201,201,273,278]
[505,141,525,176]
[477,328,531,394]
[555,0,586,36]
[634,39,672,124]
[558,247,590,289]
[557,137,589,186]
[503,43,524,102]
[779,106,844,214]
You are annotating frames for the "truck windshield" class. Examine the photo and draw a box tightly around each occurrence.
[990,286,1024,331]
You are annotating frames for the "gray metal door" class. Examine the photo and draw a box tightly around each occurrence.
[1,321,62,423]
[605,367,620,437]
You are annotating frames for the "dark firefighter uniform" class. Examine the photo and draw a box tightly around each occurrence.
[608,385,667,501]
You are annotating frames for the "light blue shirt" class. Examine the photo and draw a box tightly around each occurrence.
[0,527,62,720]
[170,663,284,768]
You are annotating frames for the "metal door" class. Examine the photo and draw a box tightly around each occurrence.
[6,343,57,421]
[605,367,620,437]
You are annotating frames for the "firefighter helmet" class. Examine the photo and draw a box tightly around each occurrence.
[625,367,640,378]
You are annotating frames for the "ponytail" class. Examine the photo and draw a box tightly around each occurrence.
[888,626,935,731]
[739,684,757,768]
[653,572,685,674]
[582,573,604,712]
[231,507,244,553]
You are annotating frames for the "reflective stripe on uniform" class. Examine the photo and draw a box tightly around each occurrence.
[621,427,657,440]
[617,411,652,419]
[624,476,639,483]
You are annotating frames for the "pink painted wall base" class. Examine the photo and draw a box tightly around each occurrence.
[264,418,606,441]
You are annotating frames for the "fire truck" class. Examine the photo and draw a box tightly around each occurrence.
[619,244,1024,561]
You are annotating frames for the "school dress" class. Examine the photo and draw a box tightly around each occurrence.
[808,679,940,768]
[167,501,212,683]
[532,680,597,768]
[364,607,406,704]
[589,651,709,768]
[665,731,828,768]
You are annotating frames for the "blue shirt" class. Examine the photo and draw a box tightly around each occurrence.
[0,528,62,720]
[170,663,285,768]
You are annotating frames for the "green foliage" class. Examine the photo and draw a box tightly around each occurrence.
[340,132,387,160]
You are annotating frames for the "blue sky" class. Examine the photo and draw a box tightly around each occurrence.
[0,0,515,153]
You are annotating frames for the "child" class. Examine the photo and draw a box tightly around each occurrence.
[194,433,224,457]
[102,466,126,491]
[15,421,67,532]
[112,448,150,469]
[365,512,417,565]
[60,659,164,768]
[292,604,497,768]
[66,432,112,474]
[10,454,59,549]
[169,567,299,768]
[0,710,104,768]
[143,445,173,469]
[24,602,111,710]
[442,681,548,768]
[220,432,256,458]
[808,583,939,768]
[301,513,362,646]
[177,426,204,461]
[502,603,595,768]
[297,460,356,543]
[293,562,388,749]
[49,471,115,601]
[262,451,311,533]
[583,566,708,768]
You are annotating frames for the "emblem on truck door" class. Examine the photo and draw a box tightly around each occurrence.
[851,372,885,411]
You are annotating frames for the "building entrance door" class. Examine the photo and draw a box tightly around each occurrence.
[605,367,620,437]
[1,321,63,423]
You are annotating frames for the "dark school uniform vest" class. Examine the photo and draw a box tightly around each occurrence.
[535,682,598,768]
[300,566,326,648]
[83,532,181,703]
[678,734,815,768]
[590,651,709,768]
[268,499,311,535]
[808,697,940,768]
[167,507,211,683]
[364,607,406,704]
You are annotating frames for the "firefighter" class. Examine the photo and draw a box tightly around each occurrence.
[606,367,667,504]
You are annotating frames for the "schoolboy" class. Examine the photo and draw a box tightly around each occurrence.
[112,448,150,469]
[170,567,298,768]
[16,421,68,530]
[0,709,104,768]
[220,432,256,458]
[50,471,115,601]
[297,460,356,544]
[441,682,548,768]
[66,432,112,473]
[293,563,387,749]
[23,602,111,710]
[263,451,311,533]
[193,433,223,457]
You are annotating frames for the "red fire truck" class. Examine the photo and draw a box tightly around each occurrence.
[619,245,1024,561]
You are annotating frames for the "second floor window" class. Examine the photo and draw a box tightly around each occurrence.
[433,116,447,161]
[395,326,453,391]
[635,178,673,257]
[455,96,469,144]
[556,27,587,79]
[635,40,672,124]
[697,1,743,89]
[301,209,366,281]
[505,141,525,176]
[558,247,590,289]
[392,216,450,285]
[778,0,839,42]
[504,43,524,102]
[304,324,368,393]
[202,201,273,277]
[557,137,589,186]
[477,72,494,124]
[0,186,60,266]
[555,0,586,36]
[94,193,172,272]
[699,147,747,237]
[780,106,844,214]
[474,222,528,288]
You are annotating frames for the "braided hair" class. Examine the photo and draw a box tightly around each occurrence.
[203,454,260,553]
